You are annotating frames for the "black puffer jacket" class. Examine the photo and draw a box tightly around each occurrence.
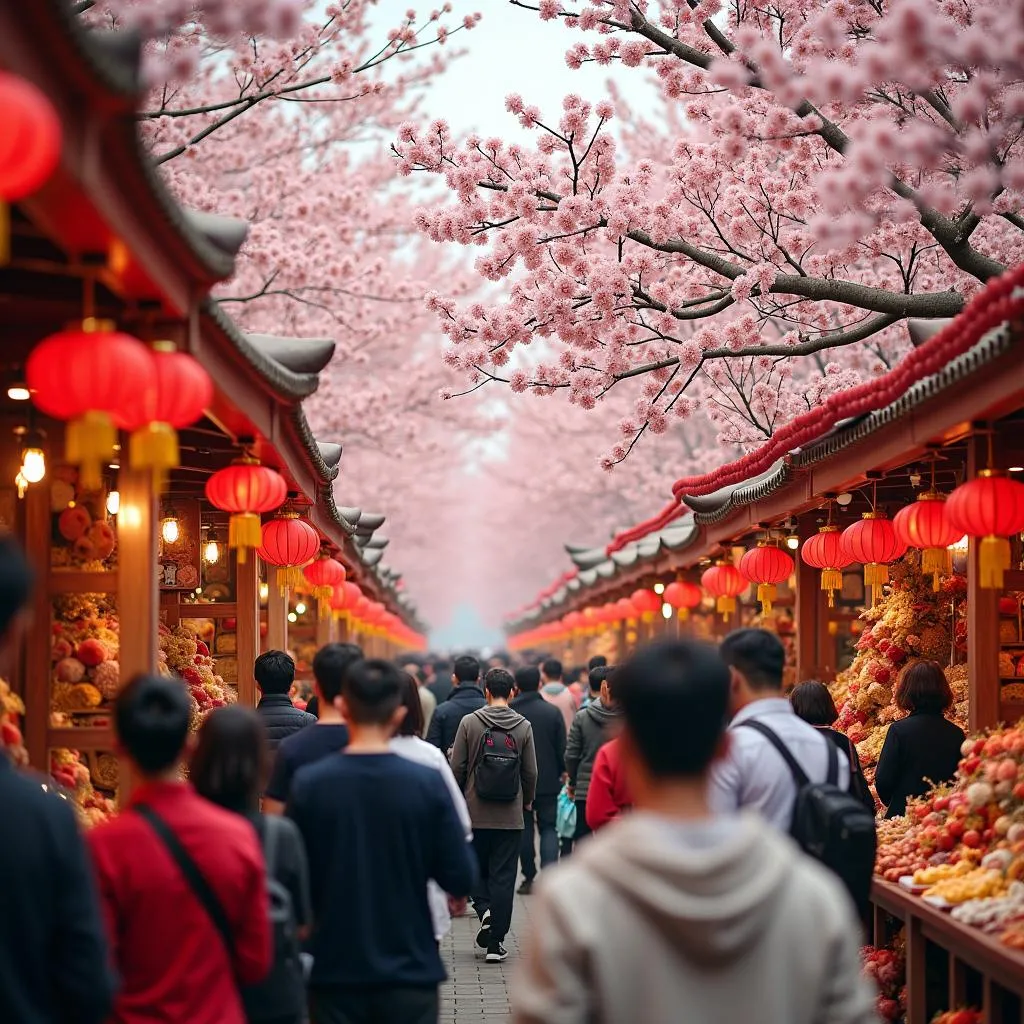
[426,685,486,752]
[257,694,316,751]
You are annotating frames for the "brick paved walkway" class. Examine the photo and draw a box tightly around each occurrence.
[439,894,533,1023]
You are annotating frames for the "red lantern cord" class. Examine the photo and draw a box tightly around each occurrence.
[738,543,794,615]
[701,562,747,618]
[258,513,321,593]
[205,458,287,563]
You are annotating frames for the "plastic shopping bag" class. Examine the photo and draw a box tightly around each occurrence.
[556,784,577,840]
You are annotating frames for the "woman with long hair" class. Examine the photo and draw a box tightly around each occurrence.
[390,670,473,945]
[191,706,311,1024]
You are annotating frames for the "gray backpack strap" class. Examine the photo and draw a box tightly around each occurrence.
[263,814,281,878]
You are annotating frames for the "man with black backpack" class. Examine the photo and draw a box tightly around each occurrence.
[713,629,876,918]
[451,668,538,964]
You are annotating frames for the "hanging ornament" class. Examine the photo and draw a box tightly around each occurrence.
[27,320,154,491]
[613,597,637,623]
[841,511,906,604]
[738,542,794,615]
[947,470,1024,589]
[701,561,747,618]
[630,588,662,623]
[303,553,347,616]
[258,513,321,593]
[115,342,212,490]
[893,492,961,591]
[663,579,702,620]
[205,457,287,563]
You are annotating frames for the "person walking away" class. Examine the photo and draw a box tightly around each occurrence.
[192,707,311,1024]
[405,662,437,738]
[426,658,453,705]
[451,668,538,963]
[563,666,622,854]
[89,675,271,1024]
[513,640,879,1024]
[790,680,876,814]
[288,659,476,1023]
[264,643,362,813]
[539,658,578,733]
[255,650,316,751]
[581,656,607,708]
[426,655,485,753]
[0,535,114,1024]
[585,736,632,831]
[390,672,474,945]
[875,660,965,818]
[510,665,566,894]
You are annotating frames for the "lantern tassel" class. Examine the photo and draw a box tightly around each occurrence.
[129,422,179,493]
[278,565,306,595]
[864,563,889,588]
[716,595,736,618]
[228,512,262,563]
[756,583,776,615]
[922,547,949,592]
[980,536,1010,589]
[66,410,116,492]
[677,608,690,622]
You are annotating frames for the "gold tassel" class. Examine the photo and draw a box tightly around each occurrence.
[677,608,690,622]
[864,563,889,588]
[717,595,736,617]
[980,535,1010,589]
[756,583,776,615]
[922,547,949,592]
[129,422,179,492]
[277,565,306,596]
[821,568,843,592]
[66,410,116,492]
[641,611,655,624]
[228,512,262,563]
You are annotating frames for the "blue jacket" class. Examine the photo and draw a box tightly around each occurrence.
[426,684,486,752]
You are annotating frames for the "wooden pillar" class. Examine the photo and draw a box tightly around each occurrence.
[315,602,334,650]
[24,483,51,770]
[335,613,350,644]
[265,566,288,653]
[117,468,158,680]
[967,435,1001,730]
[236,551,259,707]
[796,517,822,682]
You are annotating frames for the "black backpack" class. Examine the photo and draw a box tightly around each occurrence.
[475,725,522,802]
[739,721,877,913]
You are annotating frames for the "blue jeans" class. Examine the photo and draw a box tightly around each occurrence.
[520,793,558,880]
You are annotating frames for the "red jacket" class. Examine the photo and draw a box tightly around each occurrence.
[88,781,271,1024]
[586,738,632,830]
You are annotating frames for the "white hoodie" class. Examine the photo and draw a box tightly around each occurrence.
[513,812,879,1024]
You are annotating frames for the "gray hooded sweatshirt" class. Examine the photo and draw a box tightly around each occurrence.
[512,813,880,1024]
[565,700,622,803]
[451,704,538,830]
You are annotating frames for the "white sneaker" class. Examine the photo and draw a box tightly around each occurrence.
[486,943,508,963]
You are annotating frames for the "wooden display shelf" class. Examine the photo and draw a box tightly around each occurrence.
[46,726,114,750]
[48,571,118,594]
[872,880,1024,1023]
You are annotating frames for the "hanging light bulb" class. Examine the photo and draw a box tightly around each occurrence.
[20,446,45,484]
[161,513,180,545]
[661,602,672,619]
[287,611,298,623]
[203,528,221,564]
[295,602,307,616]
[7,385,29,402]
[653,582,665,595]
[14,471,27,499]
[106,490,120,516]
[259,582,269,602]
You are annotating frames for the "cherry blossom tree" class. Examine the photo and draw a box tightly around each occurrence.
[395,0,1024,462]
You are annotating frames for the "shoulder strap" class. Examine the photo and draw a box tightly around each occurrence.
[736,720,811,788]
[825,736,839,786]
[134,804,236,962]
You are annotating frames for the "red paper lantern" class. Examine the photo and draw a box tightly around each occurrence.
[116,342,213,486]
[738,543,794,614]
[564,611,585,633]
[893,493,961,591]
[205,458,287,563]
[613,597,637,622]
[27,319,154,491]
[630,588,662,622]
[663,580,702,621]
[701,562,747,617]
[841,513,907,595]
[947,470,1024,588]
[801,525,853,607]
[258,513,321,593]
[303,554,347,613]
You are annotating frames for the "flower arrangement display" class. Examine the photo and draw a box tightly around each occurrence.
[158,622,236,730]
[49,593,120,720]
[861,941,906,1022]
[50,469,117,571]
[49,748,116,827]
[0,678,27,767]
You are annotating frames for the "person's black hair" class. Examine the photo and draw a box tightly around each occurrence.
[396,671,425,737]
[190,705,269,813]
[588,655,608,673]
[0,534,33,637]
[254,649,295,695]
[313,642,363,703]
[789,680,839,727]
[453,655,480,684]
[896,660,953,714]
[342,658,404,725]
[116,674,191,775]
[431,659,450,676]
[719,628,785,691]
[402,662,426,685]
[541,657,563,681]
[484,667,515,700]
[515,666,540,693]
[589,665,613,694]
[565,665,584,685]
[616,641,730,776]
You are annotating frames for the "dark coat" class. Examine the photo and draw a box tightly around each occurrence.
[510,691,567,796]
[426,677,453,705]
[875,711,965,818]
[0,755,114,1023]
[426,684,485,752]
[257,693,317,751]
[565,700,623,802]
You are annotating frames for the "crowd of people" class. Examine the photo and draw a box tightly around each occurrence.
[0,530,972,1023]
